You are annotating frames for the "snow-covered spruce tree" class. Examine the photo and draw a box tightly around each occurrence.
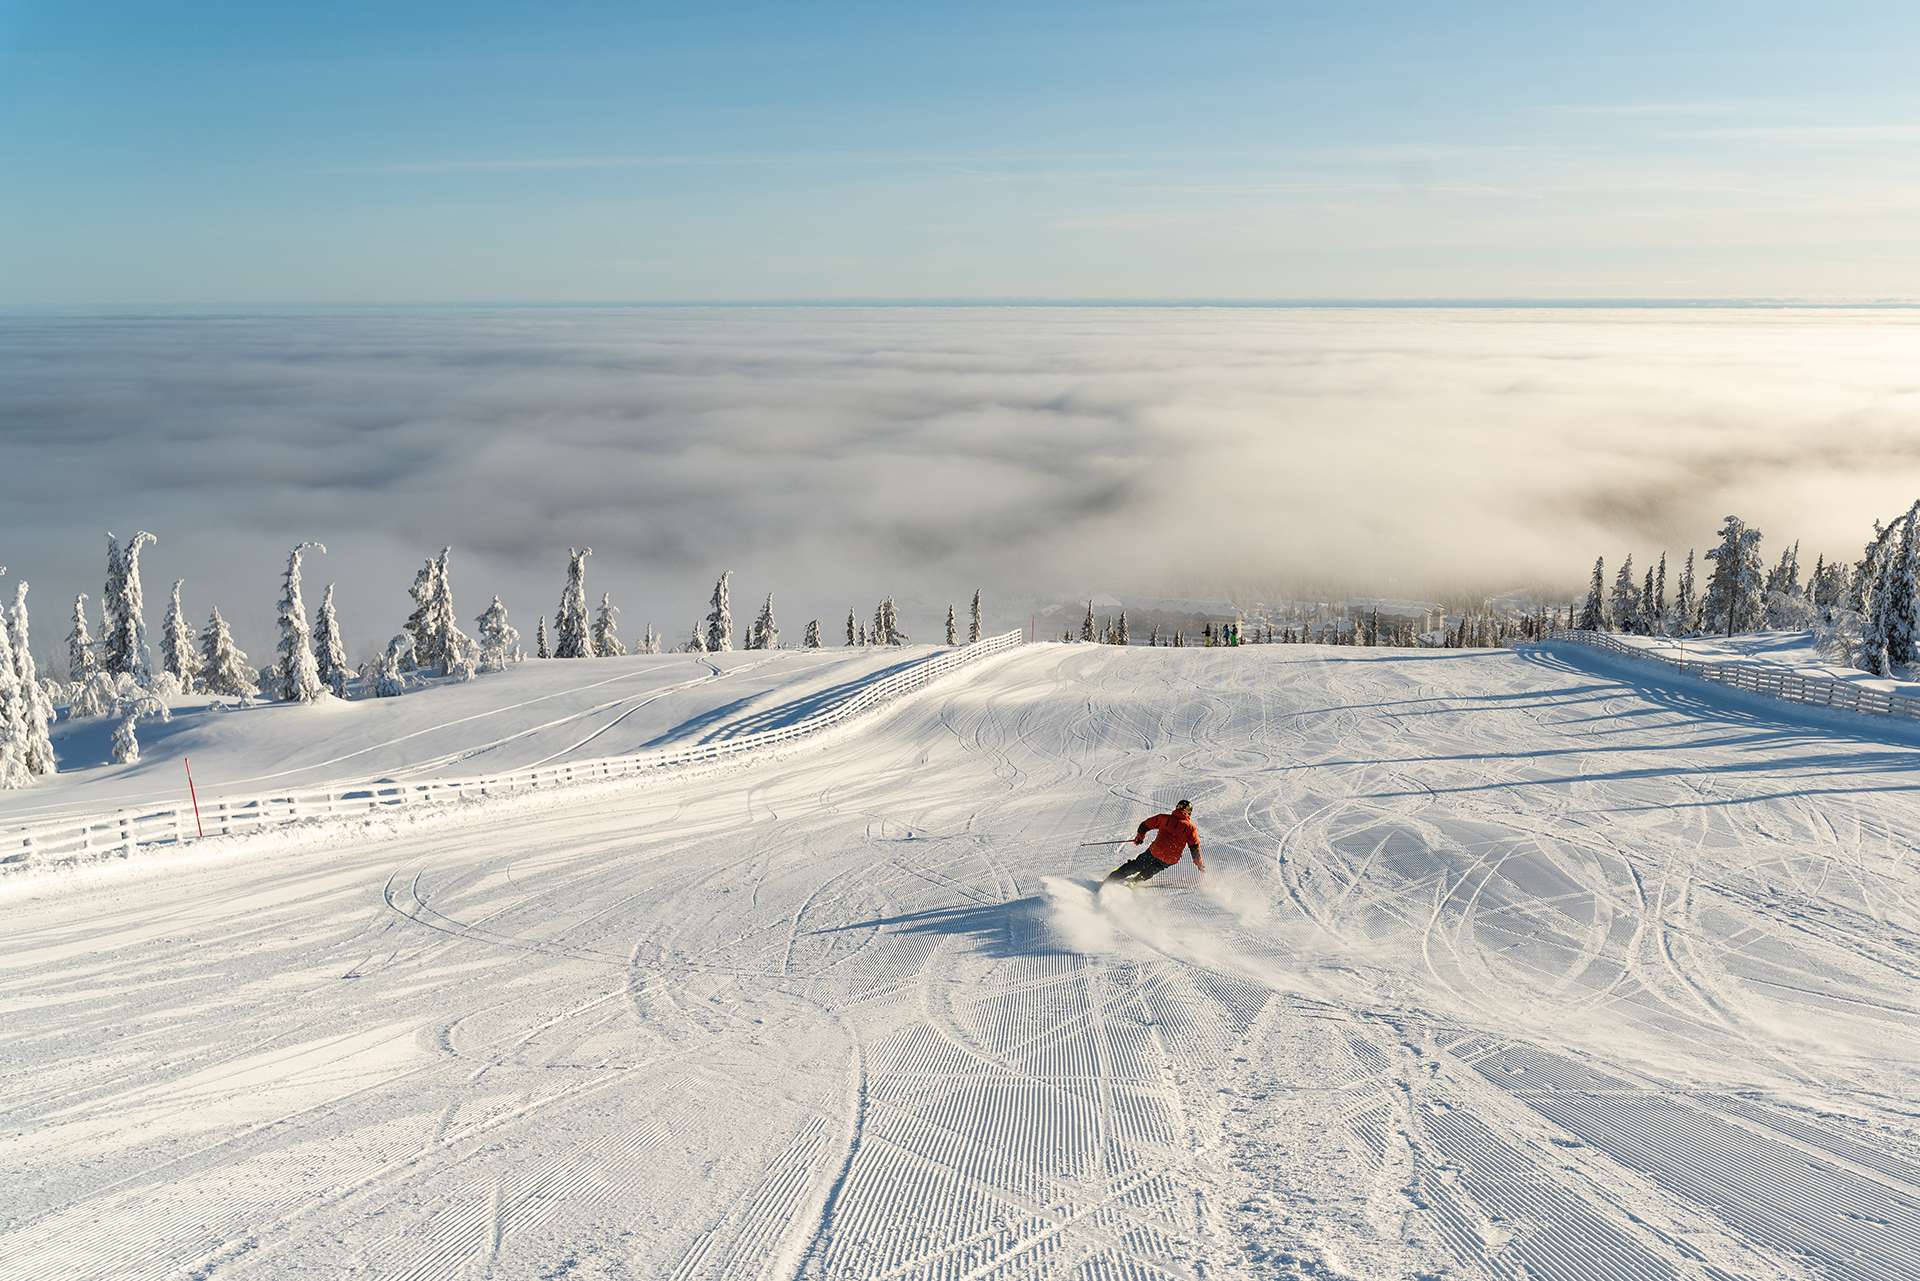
[1080,600,1095,642]
[872,603,884,647]
[750,594,777,650]
[706,571,734,653]
[1654,553,1669,634]
[275,542,327,704]
[103,530,157,679]
[1703,515,1765,637]
[1118,610,1130,645]
[366,634,416,697]
[687,623,708,654]
[424,547,472,677]
[0,576,36,789]
[402,558,434,671]
[805,619,821,648]
[969,590,982,644]
[554,548,594,658]
[68,593,97,683]
[161,579,200,693]
[99,534,125,674]
[8,583,56,777]
[476,595,520,673]
[1149,622,1160,646]
[845,609,857,646]
[1860,536,1894,676]
[535,615,550,659]
[110,714,141,765]
[879,597,906,645]
[592,592,627,656]
[642,622,660,655]
[1609,555,1640,634]
[1578,558,1606,631]
[314,583,349,697]
[1891,515,1920,667]
[1640,567,1655,631]
[857,622,868,646]
[946,605,958,646]
[1674,550,1698,635]
[200,606,258,699]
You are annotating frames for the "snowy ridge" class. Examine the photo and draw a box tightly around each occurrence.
[3,630,1024,871]
[1542,628,1920,723]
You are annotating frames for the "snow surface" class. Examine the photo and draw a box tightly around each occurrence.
[0,647,942,829]
[1611,628,1920,700]
[3,642,1918,1279]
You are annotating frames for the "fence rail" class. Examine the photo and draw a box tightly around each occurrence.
[5,631,1026,871]
[1541,628,1920,722]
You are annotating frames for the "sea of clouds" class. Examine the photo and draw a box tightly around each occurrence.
[3,305,1917,661]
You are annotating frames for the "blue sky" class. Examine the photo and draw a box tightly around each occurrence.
[3,1,1918,301]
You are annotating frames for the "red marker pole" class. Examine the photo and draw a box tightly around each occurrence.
[184,756,204,839]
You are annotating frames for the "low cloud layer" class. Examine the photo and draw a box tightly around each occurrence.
[3,306,1917,661]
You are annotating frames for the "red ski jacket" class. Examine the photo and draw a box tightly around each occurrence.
[1134,812,1203,868]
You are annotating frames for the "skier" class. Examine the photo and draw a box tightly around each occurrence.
[1104,799,1204,886]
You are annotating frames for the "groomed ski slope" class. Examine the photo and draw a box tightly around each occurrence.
[4,642,1919,1280]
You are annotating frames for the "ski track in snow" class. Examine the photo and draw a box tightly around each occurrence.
[3,643,1919,1280]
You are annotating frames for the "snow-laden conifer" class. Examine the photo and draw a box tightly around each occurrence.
[110,714,141,765]
[1675,550,1698,634]
[104,531,157,679]
[8,583,56,777]
[857,621,868,646]
[749,594,777,650]
[642,622,659,655]
[1149,622,1160,646]
[418,547,470,676]
[404,558,435,670]
[161,579,200,693]
[970,590,982,644]
[477,595,520,673]
[706,571,734,653]
[1703,516,1765,636]
[946,605,958,646]
[100,534,125,674]
[554,548,594,658]
[1080,600,1095,642]
[876,597,906,645]
[687,623,708,654]
[1861,536,1894,676]
[276,542,327,703]
[1654,553,1668,634]
[0,575,33,789]
[1118,610,1129,645]
[1577,558,1607,631]
[68,593,96,684]
[536,615,551,659]
[367,634,415,697]
[314,583,349,697]
[845,609,857,646]
[805,619,821,648]
[1891,515,1920,667]
[592,592,627,657]
[1609,555,1640,634]
[200,607,258,699]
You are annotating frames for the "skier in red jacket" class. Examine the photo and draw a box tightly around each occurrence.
[1104,799,1203,885]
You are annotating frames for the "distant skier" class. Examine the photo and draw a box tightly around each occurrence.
[1104,799,1204,885]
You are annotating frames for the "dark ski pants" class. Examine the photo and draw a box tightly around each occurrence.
[1105,850,1175,885]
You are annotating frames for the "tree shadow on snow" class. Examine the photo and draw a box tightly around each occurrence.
[809,893,1069,960]
[644,652,943,747]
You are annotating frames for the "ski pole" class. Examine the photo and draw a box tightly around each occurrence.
[1077,839,1130,846]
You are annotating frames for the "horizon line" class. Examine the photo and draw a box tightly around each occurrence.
[5,296,1920,312]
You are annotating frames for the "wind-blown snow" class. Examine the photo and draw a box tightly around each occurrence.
[3,643,1917,1279]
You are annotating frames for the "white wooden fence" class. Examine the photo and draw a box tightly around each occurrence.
[1542,628,1920,722]
[4,631,1026,871]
